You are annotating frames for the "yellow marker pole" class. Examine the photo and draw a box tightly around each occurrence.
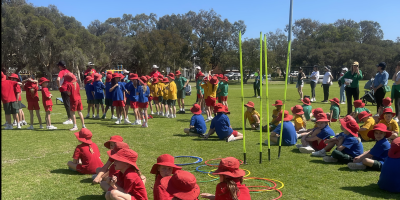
[264,34,271,161]
[259,32,263,164]
[239,31,246,164]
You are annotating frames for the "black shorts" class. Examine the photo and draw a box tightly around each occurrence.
[3,102,19,115]
[125,98,130,105]
[167,100,176,106]
[105,98,113,106]
[163,99,168,105]
[94,99,104,105]
[177,89,185,99]
[158,96,163,102]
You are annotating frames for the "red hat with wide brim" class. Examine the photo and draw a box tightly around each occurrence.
[382,97,392,107]
[329,98,340,106]
[339,115,359,137]
[353,100,365,108]
[94,73,102,82]
[358,111,372,121]
[276,110,293,121]
[388,137,400,159]
[316,113,330,122]
[367,123,392,139]
[160,170,200,200]
[312,108,324,116]
[150,154,182,174]
[106,71,112,75]
[380,108,396,120]
[197,72,205,77]
[8,73,20,81]
[152,77,159,84]
[145,75,151,80]
[64,72,76,82]
[214,103,225,113]
[163,78,169,83]
[168,73,175,80]
[210,76,219,85]
[291,105,304,115]
[190,104,202,115]
[212,157,245,178]
[158,74,164,79]
[302,98,311,105]
[244,101,255,108]
[175,70,181,76]
[39,77,50,85]
[223,106,230,114]
[74,128,93,144]
[107,142,130,157]
[139,76,147,85]
[104,135,124,149]
[112,73,119,79]
[129,73,138,80]
[109,148,139,170]
[272,100,283,106]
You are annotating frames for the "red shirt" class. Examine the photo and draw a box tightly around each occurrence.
[84,68,96,76]
[15,84,21,101]
[58,68,71,92]
[121,167,148,200]
[73,143,104,174]
[1,80,18,103]
[66,82,81,102]
[24,82,39,102]
[41,88,53,106]
[215,180,251,200]
[150,70,161,78]
[195,71,202,81]
[154,175,174,200]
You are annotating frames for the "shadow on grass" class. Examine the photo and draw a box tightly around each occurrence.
[79,177,94,184]
[176,119,191,123]
[50,169,83,175]
[105,125,134,128]
[77,194,106,200]
[341,183,394,198]
[309,159,345,166]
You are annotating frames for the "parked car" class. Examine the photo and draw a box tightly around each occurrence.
[290,71,299,76]
[224,72,235,78]
[233,73,241,80]
[249,73,255,79]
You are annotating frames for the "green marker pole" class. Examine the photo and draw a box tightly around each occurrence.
[259,32,263,164]
[239,31,247,164]
[279,0,293,158]
[264,34,270,161]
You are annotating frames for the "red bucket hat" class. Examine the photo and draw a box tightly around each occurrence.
[84,76,93,84]
[39,77,50,85]
[139,76,147,85]
[223,106,230,115]
[353,100,365,108]
[272,100,283,106]
[221,76,229,82]
[367,123,392,139]
[197,72,205,77]
[160,170,200,200]
[244,101,255,108]
[175,70,181,76]
[107,142,130,157]
[212,157,245,178]
[106,74,112,82]
[291,105,304,115]
[158,74,164,79]
[104,135,124,149]
[190,104,202,115]
[339,115,360,137]
[94,73,102,82]
[210,76,219,85]
[276,110,293,121]
[163,78,169,83]
[380,108,395,120]
[8,73,20,81]
[312,108,324,116]
[145,75,151,80]
[109,148,139,170]
[329,98,340,106]
[316,113,330,122]
[112,73,119,79]
[382,97,392,107]
[358,111,372,121]
[74,128,93,144]
[168,73,175,80]
[129,73,138,80]
[150,154,182,174]
[214,103,225,113]
[106,71,112,75]
[388,137,400,159]
[152,77,159,84]
[64,72,76,82]
[203,76,208,81]
[302,97,311,105]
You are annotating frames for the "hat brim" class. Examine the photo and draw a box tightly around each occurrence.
[339,118,358,137]
[276,114,293,122]
[367,129,392,139]
[329,99,340,106]
[104,138,123,149]
[359,113,372,121]
[316,118,330,122]
[74,132,93,144]
[161,176,200,200]
[150,162,182,174]
[302,99,311,105]
[212,168,246,178]
[272,103,283,106]
[190,107,202,115]
[109,152,139,170]
[291,106,304,115]
[244,103,254,108]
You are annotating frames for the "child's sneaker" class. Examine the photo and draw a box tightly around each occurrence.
[84,114,90,119]
[323,156,338,163]
[347,162,366,170]
[341,102,346,104]
[94,115,100,119]
[39,125,44,129]
[92,114,95,118]
[27,125,34,130]
[111,115,117,119]
[22,120,28,125]
[173,114,176,118]
[5,124,13,130]
[69,127,78,131]
[299,146,315,153]
[101,114,106,119]
[47,126,57,130]
[124,119,131,124]
[63,119,73,124]
[115,120,121,124]
[82,124,86,128]
[12,122,17,126]
[296,144,303,149]
[17,124,21,129]
[312,150,326,157]
[151,111,154,115]
[226,134,236,142]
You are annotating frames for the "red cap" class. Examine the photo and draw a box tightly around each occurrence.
[382,97,392,107]
[329,98,340,106]
[272,100,283,106]
[160,170,200,200]
[168,73,175,80]
[276,110,293,121]
[8,73,20,81]
[212,157,245,178]
[175,70,181,76]
[244,101,255,108]
[367,123,393,139]
[291,105,304,115]
[109,148,139,170]
[380,108,395,120]
[358,111,372,121]
[74,128,93,144]
[104,135,124,149]
[339,115,360,137]
[302,97,311,105]
[316,113,330,122]
[190,104,202,115]
[353,100,365,108]
[388,137,400,159]
[150,154,182,174]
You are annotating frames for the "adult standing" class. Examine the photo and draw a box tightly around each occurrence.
[309,65,319,102]
[195,66,202,104]
[56,61,73,124]
[321,66,333,103]
[295,67,306,100]
[373,62,389,112]
[150,65,161,78]
[338,67,348,104]
[83,62,96,79]
[175,70,189,114]
[122,69,130,83]
[253,69,260,98]
[195,66,202,81]
[340,61,363,115]
[392,61,400,120]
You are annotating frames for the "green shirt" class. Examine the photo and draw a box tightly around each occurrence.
[302,104,312,121]
[354,107,370,122]
[340,70,363,88]
[175,76,187,91]
[196,79,204,94]
[217,82,229,97]
[101,76,106,83]
[330,104,340,119]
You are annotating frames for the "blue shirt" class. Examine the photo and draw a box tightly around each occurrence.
[370,138,391,164]
[317,125,335,140]
[111,82,126,101]
[93,81,105,99]
[210,113,233,140]
[373,71,389,87]
[138,85,150,103]
[273,121,297,146]
[378,157,400,193]
[126,82,139,102]
[105,82,112,99]
[340,134,364,158]
[190,114,207,134]
[85,83,94,100]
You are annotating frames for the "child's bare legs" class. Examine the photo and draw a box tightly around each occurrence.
[122,106,127,119]
[101,180,111,192]
[210,105,215,117]
[29,110,34,125]
[77,111,85,127]
[361,158,375,167]
[149,100,153,113]
[172,104,176,115]
[134,108,139,121]
[301,135,311,146]
[67,161,78,170]
[46,111,51,126]
[143,108,148,124]
[19,109,24,122]
[101,104,105,115]
[223,101,228,107]
[5,114,11,125]
[234,132,244,140]
[108,189,132,200]
[71,111,77,127]
[164,104,168,114]
[206,106,211,118]
[95,104,100,116]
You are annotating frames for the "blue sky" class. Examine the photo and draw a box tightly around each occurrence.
[28,0,399,41]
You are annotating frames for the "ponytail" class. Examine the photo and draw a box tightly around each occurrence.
[221,176,242,200]
[142,85,147,94]
[300,114,307,126]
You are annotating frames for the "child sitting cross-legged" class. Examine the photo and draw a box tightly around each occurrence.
[378,108,399,140]
[378,137,400,193]
[347,123,391,170]
[358,111,376,142]
[297,108,325,137]
[262,100,283,132]
[244,101,260,130]
[374,97,393,123]
[150,154,182,200]
[184,104,207,136]
[301,97,312,121]
[264,110,298,146]
[351,100,371,123]
[291,105,306,132]
[327,98,340,122]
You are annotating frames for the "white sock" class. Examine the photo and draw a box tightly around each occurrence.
[82,124,86,128]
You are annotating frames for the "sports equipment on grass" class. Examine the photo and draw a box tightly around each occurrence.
[174,156,203,166]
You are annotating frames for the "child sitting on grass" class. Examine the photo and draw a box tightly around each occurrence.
[358,111,376,141]
[378,137,400,193]
[67,128,104,174]
[203,103,243,142]
[298,113,335,153]
[347,123,391,170]
[291,105,306,132]
[22,78,43,130]
[200,157,251,200]
[377,108,399,140]
[264,110,297,146]
[263,100,283,132]
[374,97,393,123]
[84,76,95,119]
[327,97,340,122]
[184,104,207,136]
[351,100,371,123]
[297,108,325,138]
[302,97,312,121]
[65,73,85,131]
[39,77,56,130]
[150,154,182,200]
[244,101,260,130]
[160,170,200,200]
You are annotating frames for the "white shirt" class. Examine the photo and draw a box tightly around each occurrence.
[394,71,400,85]
[322,72,332,84]
[310,71,319,83]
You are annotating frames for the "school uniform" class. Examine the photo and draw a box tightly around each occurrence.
[244,110,260,125]
[93,80,105,104]
[369,138,390,170]
[196,79,204,100]
[378,119,399,133]
[150,82,157,101]
[41,87,53,112]
[167,81,177,106]
[354,107,370,122]
[272,121,297,146]
[217,81,229,102]
[359,117,375,141]
[126,82,139,109]
[378,157,400,193]
[24,82,40,110]
[154,174,174,200]
[1,79,19,115]
[138,85,150,108]
[15,84,22,110]
[158,82,164,103]
[190,114,207,134]
[85,83,95,104]
[175,76,187,99]
[66,83,83,111]
[73,143,104,174]
[162,83,169,105]
[119,167,148,200]
[329,104,340,122]
[215,180,251,200]
[202,82,218,107]
[331,133,364,163]
[210,113,238,140]
[271,109,281,126]
[302,104,312,121]
[111,82,126,107]
[147,82,154,102]
[105,82,113,106]
[313,125,335,150]
[294,115,305,131]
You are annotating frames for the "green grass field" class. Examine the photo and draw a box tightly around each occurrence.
[2,80,399,200]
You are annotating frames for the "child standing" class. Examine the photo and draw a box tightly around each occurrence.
[167,73,177,118]
[84,76,95,119]
[162,78,170,117]
[244,101,260,130]
[160,170,200,200]
[150,154,182,200]
[126,73,140,125]
[200,157,251,200]
[327,97,340,122]
[217,76,229,107]
[93,73,106,119]
[110,73,130,125]
[1,72,20,130]
[146,76,155,115]
[149,77,158,115]
[299,113,335,153]
[301,97,312,121]
[378,108,399,140]
[264,110,298,146]
[65,73,85,131]
[104,74,116,119]
[358,111,376,141]
[196,72,205,113]
[138,76,150,128]
[202,74,219,122]
[39,77,57,129]
[291,105,306,132]
[184,104,207,136]
[378,137,400,193]
[351,100,371,123]
[67,128,104,174]
[175,70,189,114]
[23,78,43,130]
[347,123,391,170]
[8,73,26,126]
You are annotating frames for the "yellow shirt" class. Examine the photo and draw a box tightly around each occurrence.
[168,81,177,100]
[162,83,169,99]
[244,110,260,124]
[294,115,306,131]
[378,119,399,133]
[271,109,281,126]
[148,82,155,97]
[157,83,164,97]
[201,82,218,99]
[359,117,375,141]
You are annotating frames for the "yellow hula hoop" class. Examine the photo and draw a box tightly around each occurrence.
[207,168,251,179]
[268,178,284,190]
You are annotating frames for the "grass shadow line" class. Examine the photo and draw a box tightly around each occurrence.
[79,177,93,183]
[176,119,191,123]
[340,183,396,198]
[77,194,106,200]
[50,168,83,175]
[309,159,346,166]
